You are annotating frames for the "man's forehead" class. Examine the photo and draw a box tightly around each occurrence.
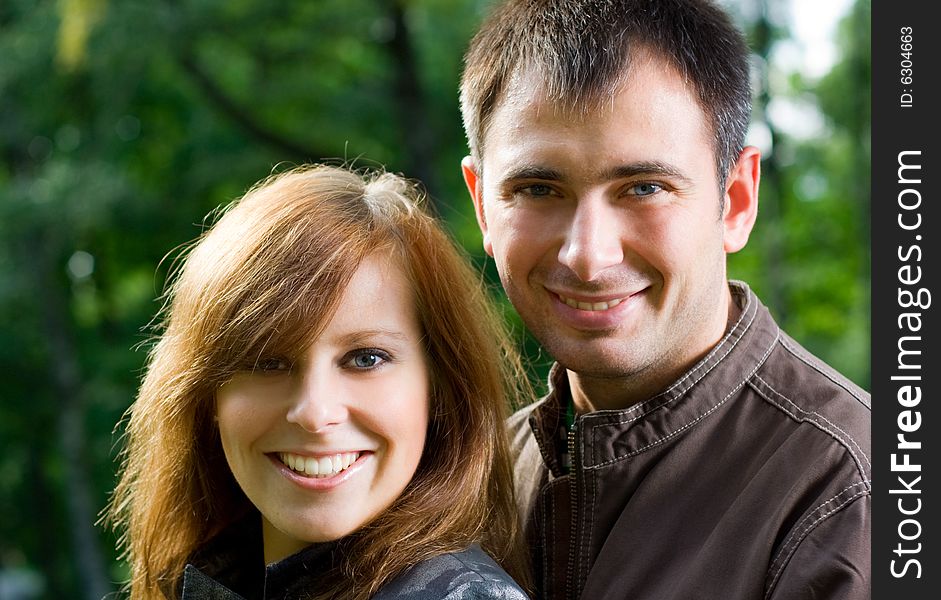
[498,49,685,114]
[497,67,617,124]
[481,57,711,164]
[486,57,706,147]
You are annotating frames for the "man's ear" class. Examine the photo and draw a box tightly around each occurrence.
[461,155,493,256]
[722,146,761,253]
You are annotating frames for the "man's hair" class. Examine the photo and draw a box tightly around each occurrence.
[460,0,752,185]
[107,165,532,599]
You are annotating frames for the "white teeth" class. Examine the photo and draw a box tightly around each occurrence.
[561,295,624,311]
[279,452,360,478]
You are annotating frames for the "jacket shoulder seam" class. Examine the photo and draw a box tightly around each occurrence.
[750,373,871,479]
[763,485,870,599]
[778,334,871,410]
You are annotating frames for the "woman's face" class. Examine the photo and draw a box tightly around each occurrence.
[216,254,430,563]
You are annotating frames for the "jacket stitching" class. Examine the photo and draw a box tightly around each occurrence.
[769,480,870,572]
[587,329,778,469]
[581,467,596,594]
[748,374,872,591]
[586,302,761,461]
[530,404,565,477]
[543,479,553,597]
[763,484,870,599]
[585,287,759,433]
[571,466,596,597]
[657,288,757,399]
[752,374,871,477]
[779,335,871,410]
[577,469,586,593]
[582,285,761,467]
[542,476,569,597]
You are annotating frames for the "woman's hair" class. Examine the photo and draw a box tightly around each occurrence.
[108,165,532,599]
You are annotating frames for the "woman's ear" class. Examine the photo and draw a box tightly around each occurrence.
[722,146,761,253]
[461,156,493,257]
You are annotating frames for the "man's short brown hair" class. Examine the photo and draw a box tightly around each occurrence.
[460,0,752,186]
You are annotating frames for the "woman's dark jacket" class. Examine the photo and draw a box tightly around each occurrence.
[179,518,528,599]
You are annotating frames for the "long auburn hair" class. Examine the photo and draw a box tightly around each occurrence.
[108,165,532,599]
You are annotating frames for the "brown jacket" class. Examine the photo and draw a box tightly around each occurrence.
[509,282,871,599]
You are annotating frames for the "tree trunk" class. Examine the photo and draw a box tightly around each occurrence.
[32,235,113,600]
[381,0,442,206]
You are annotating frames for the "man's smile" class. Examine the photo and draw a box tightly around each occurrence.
[555,293,626,312]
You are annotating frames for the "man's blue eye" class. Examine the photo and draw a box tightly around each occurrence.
[631,183,662,196]
[529,184,552,196]
[517,184,553,197]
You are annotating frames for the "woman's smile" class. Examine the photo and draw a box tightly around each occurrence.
[275,451,364,479]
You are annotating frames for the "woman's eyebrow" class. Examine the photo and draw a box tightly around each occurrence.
[334,329,412,346]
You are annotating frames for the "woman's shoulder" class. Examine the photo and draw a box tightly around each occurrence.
[373,545,529,600]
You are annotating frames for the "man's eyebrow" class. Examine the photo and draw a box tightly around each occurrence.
[499,165,565,182]
[498,162,693,185]
[600,162,693,184]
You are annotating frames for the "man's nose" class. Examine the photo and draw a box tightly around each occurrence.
[286,371,348,433]
[558,199,624,282]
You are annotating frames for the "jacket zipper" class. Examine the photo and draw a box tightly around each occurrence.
[565,423,579,599]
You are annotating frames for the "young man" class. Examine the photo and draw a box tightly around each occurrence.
[459,1,870,598]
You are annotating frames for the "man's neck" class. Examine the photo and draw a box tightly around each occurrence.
[568,368,666,413]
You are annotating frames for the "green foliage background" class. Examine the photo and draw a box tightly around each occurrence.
[0,0,869,597]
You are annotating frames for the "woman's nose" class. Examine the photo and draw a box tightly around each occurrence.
[285,371,349,433]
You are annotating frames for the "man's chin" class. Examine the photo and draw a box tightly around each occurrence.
[558,360,645,381]
[544,340,649,380]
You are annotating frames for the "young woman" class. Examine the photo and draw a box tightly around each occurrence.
[108,165,531,599]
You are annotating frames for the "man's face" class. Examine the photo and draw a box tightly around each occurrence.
[465,54,756,391]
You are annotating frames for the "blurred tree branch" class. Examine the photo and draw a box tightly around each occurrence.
[177,50,330,162]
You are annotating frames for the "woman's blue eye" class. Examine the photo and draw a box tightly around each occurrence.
[347,350,388,370]
[255,357,291,372]
[354,354,380,368]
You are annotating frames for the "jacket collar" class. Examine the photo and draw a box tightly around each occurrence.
[182,515,335,600]
[530,281,780,472]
